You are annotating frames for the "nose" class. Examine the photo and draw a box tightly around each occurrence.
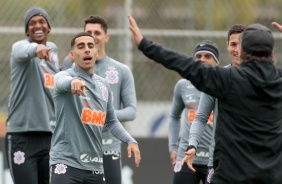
[34,22,41,28]
[85,46,91,53]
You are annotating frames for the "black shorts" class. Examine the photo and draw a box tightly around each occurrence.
[103,151,122,184]
[50,164,104,184]
[173,162,207,184]
[5,132,52,184]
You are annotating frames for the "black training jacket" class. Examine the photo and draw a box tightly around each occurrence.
[139,38,282,184]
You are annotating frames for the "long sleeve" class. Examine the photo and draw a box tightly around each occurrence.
[54,71,73,92]
[138,38,232,100]
[189,93,215,148]
[11,40,37,63]
[114,65,137,122]
[168,81,185,152]
[105,120,137,144]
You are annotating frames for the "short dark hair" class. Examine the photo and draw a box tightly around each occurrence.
[84,15,108,33]
[71,32,95,48]
[227,24,246,43]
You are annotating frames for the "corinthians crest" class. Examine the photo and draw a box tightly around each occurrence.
[105,65,119,84]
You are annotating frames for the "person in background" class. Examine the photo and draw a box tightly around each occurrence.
[128,14,282,184]
[185,24,245,184]
[60,15,137,184]
[5,6,59,184]
[168,40,219,184]
[50,32,140,184]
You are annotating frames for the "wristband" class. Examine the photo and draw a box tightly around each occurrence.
[186,145,197,152]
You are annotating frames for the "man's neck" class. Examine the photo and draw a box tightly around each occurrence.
[97,49,106,60]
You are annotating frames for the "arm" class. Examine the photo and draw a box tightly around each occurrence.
[168,81,185,169]
[54,70,86,96]
[183,92,215,172]
[104,82,141,167]
[115,66,137,122]
[189,93,215,148]
[12,40,52,62]
[128,14,231,99]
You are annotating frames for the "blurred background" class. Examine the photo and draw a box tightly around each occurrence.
[0,0,282,183]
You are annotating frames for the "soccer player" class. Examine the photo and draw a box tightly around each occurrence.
[60,15,137,184]
[168,40,219,184]
[185,24,245,184]
[50,32,140,184]
[5,6,59,184]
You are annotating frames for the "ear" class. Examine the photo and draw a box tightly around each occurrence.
[105,34,110,43]
[69,51,75,60]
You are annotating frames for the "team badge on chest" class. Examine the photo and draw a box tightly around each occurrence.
[13,151,25,165]
[105,65,119,84]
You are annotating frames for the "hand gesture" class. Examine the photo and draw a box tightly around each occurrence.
[127,143,141,167]
[128,14,143,46]
[272,22,282,33]
[71,78,86,96]
[36,44,51,61]
[181,148,196,172]
[170,150,177,169]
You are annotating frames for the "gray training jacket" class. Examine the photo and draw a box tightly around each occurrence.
[189,65,230,167]
[6,39,59,132]
[189,92,218,166]
[168,79,213,166]
[61,56,137,154]
[95,56,137,153]
[50,67,136,171]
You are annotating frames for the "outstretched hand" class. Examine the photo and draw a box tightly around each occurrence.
[71,78,87,97]
[37,44,51,61]
[272,22,282,33]
[128,14,143,46]
[181,148,196,172]
[127,143,141,167]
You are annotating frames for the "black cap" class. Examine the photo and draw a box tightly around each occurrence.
[240,23,274,56]
[194,40,220,63]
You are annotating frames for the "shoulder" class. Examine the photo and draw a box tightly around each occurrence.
[177,78,192,86]
[12,39,33,47]
[107,57,131,70]
[55,70,70,77]
[47,41,58,50]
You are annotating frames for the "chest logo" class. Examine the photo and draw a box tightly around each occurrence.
[105,70,119,84]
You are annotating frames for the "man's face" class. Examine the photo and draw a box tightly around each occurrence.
[194,52,218,66]
[70,36,98,73]
[227,33,241,67]
[84,23,109,51]
[26,15,50,44]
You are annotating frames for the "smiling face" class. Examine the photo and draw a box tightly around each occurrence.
[84,23,109,59]
[70,35,98,73]
[227,33,241,67]
[26,15,50,44]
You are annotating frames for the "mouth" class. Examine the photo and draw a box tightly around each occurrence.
[35,30,43,36]
[83,56,93,63]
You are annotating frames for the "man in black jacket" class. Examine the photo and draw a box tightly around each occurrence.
[128,14,282,184]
